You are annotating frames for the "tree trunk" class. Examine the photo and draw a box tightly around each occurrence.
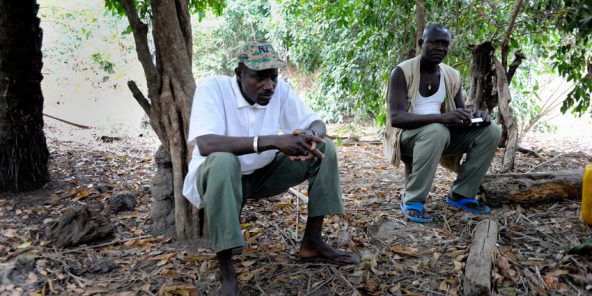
[481,169,583,206]
[494,56,519,173]
[466,41,495,112]
[122,0,199,241]
[414,0,425,56]
[496,0,524,152]
[151,145,175,237]
[0,0,49,192]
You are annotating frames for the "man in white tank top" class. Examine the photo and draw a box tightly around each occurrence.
[386,24,501,223]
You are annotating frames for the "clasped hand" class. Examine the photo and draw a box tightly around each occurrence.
[275,129,324,161]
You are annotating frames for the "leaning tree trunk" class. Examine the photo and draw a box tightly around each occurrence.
[466,0,525,172]
[122,0,199,240]
[0,0,49,192]
[494,56,519,173]
[414,0,425,56]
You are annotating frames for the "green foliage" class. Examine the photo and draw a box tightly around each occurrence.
[40,1,136,88]
[509,59,562,134]
[275,0,592,124]
[193,0,272,77]
[551,0,592,115]
[568,238,592,255]
[91,52,115,74]
[103,0,591,123]
[277,0,413,123]
[104,0,226,20]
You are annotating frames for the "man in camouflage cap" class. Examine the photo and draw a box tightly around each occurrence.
[183,41,358,295]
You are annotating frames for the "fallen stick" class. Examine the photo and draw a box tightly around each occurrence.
[464,219,498,296]
[58,235,153,254]
[288,187,309,204]
[43,113,92,129]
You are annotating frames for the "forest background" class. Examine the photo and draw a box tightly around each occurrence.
[2,0,592,295]
[40,0,591,141]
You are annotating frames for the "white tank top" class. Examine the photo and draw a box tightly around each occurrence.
[413,73,446,115]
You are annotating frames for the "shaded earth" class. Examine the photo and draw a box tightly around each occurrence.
[1,123,592,295]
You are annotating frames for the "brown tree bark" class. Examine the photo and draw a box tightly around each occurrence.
[497,0,524,150]
[494,56,519,173]
[414,0,425,56]
[121,0,199,241]
[482,169,583,206]
[466,41,496,112]
[0,0,49,192]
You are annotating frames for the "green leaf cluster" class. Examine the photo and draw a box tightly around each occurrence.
[551,0,592,115]
[193,0,273,76]
[104,0,226,20]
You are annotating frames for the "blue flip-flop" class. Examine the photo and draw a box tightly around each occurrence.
[400,201,433,223]
[446,196,491,215]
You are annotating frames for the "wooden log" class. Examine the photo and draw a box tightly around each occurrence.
[482,169,584,206]
[464,219,498,296]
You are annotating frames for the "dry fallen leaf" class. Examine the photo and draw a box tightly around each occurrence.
[497,256,518,283]
[545,269,569,277]
[72,189,92,201]
[17,241,32,249]
[389,282,401,293]
[157,284,198,296]
[438,279,449,292]
[184,255,215,262]
[241,260,256,267]
[391,245,420,257]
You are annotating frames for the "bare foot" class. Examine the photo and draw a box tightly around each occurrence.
[298,240,358,265]
[220,273,238,296]
[448,192,488,212]
[217,249,238,296]
[403,208,432,220]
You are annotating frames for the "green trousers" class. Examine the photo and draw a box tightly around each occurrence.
[400,123,501,204]
[197,139,344,252]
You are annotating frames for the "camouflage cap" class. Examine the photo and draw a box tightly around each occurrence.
[237,42,286,71]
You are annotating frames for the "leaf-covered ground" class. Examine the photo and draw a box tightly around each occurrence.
[1,123,592,295]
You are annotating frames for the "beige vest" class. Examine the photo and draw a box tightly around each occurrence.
[383,56,462,169]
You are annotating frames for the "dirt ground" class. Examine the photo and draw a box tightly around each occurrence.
[1,121,591,296]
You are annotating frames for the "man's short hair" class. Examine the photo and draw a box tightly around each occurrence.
[422,24,451,39]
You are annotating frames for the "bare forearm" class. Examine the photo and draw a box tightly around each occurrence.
[196,134,281,156]
[390,112,446,130]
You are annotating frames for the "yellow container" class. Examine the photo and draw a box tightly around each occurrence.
[582,164,592,225]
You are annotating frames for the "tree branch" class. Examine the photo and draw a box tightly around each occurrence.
[121,0,160,99]
[127,80,151,115]
[507,50,526,83]
[501,0,524,71]
[43,113,91,129]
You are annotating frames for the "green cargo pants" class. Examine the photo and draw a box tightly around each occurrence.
[197,139,344,252]
[400,123,501,203]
